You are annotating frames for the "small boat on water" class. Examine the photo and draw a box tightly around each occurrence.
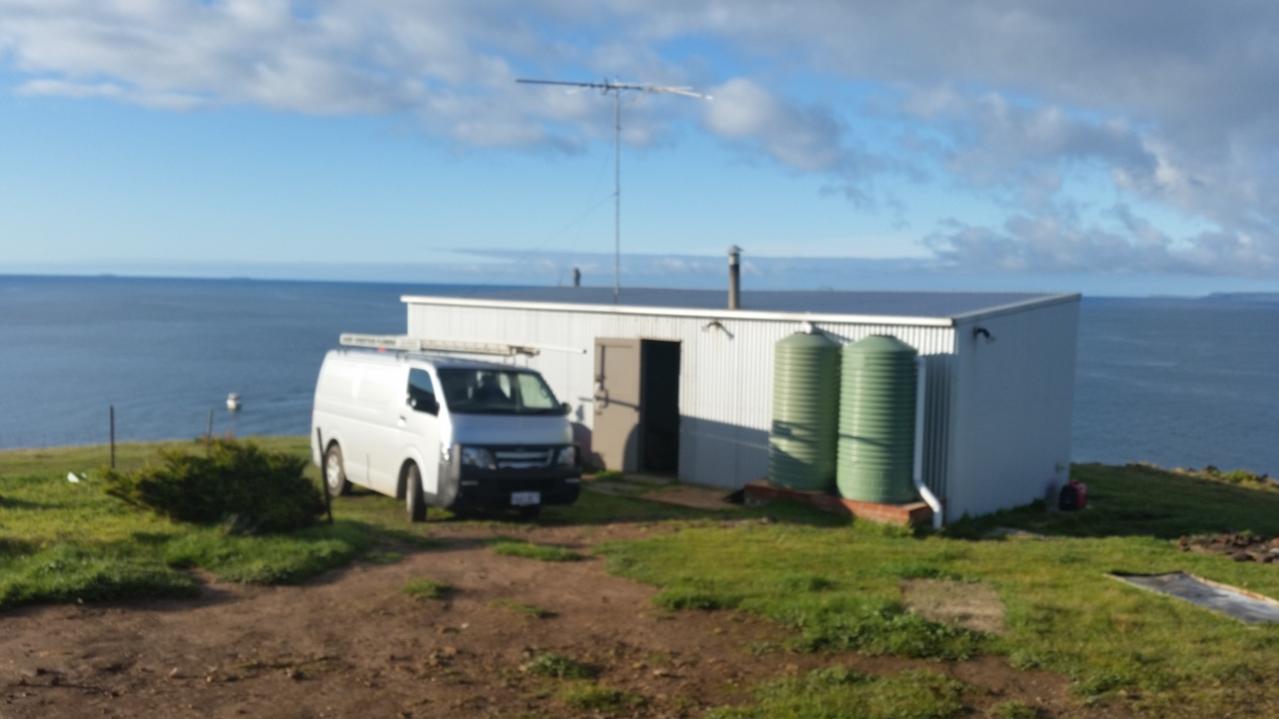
[226,392,241,412]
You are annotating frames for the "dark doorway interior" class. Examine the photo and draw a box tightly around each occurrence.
[640,340,681,474]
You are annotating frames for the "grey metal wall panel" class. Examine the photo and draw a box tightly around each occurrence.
[945,299,1080,520]
[920,353,954,505]
[406,301,958,491]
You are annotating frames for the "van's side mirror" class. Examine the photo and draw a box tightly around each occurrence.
[560,401,572,416]
[408,394,439,416]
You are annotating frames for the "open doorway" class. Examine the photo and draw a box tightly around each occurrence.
[640,340,681,474]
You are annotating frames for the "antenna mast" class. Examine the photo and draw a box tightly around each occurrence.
[517,78,711,303]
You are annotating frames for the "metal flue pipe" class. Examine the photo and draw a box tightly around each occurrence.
[727,245,742,310]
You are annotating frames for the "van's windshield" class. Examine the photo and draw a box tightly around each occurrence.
[436,368,563,415]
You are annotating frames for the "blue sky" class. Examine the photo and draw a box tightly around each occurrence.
[2,1,1277,296]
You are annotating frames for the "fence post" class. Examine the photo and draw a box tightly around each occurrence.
[109,405,116,470]
[206,409,214,455]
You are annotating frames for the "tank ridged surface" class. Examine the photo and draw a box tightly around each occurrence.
[768,331,840,491]
[836,334,919,503]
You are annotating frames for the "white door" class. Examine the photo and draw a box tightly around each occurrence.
[400,368,442,496]
[593,338,642,472]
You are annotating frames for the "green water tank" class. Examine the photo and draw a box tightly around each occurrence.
[768,331,840,491]
[836,334,919,503]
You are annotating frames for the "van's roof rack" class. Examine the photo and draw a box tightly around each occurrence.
[339,333,540,357]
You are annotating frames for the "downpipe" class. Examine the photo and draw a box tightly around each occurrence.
[913,356,944,530]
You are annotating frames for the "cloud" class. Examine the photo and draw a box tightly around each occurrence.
[925,203,1275,277]
[3,1,1279,277]
[703,77,902,206]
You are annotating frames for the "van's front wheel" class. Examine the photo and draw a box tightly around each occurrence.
[323,443,350,496]
[405,463,427,522]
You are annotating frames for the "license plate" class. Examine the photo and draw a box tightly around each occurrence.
[511,491,541,507]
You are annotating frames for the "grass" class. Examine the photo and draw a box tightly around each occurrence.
[521,651,598,679]
[490,597,555,619]
[402,578,452,601]
[556,682,644,711]
[989,700,1041,719]
[600,463,1279,717]
[0,436,719,610]
[491,538,584,562]
[8,439,1279,717]
[0,437,390,608]
[706,667,967,719]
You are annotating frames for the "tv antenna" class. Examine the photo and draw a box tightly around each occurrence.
[516,78,712,302]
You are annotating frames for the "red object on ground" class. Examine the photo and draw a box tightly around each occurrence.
[1059,480,1088,511]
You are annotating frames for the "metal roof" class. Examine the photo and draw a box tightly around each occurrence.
[400,287,1079,326]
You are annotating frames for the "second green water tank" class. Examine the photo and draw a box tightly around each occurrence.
[836,334,919,503]
[768,331,840,491]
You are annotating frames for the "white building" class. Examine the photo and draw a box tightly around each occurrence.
[400,287,1079,522]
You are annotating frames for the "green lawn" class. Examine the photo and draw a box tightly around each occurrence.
[601,463,1279,718]
[0,437,395,606]
[4,440,1279,717]
[0,436,711,609]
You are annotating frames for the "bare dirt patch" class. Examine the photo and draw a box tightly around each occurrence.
[900,578,1007,635]
[1178,532,1279,563]
[1,520,1095,718]
[643,486,738,512]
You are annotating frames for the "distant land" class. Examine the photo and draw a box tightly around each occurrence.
[1204,292,1279,303]
[4,250,1279,298]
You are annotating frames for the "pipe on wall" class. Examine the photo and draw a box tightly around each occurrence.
[727,245,742,310]
[913,356,945,529]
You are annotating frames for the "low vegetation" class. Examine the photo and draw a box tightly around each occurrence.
[521,651,598,679]
[490,597,555,619]
[706,667,967,719]
[104,439,323,533]
[602,462,1279,717]
[491,538,584,562]
[556,682,644,712]
[6,439,1279,718]
[989,700,1041,719]
[402,578,452,601]
[0,438,374,608]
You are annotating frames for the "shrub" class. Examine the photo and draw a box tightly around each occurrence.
[104,439,324,533]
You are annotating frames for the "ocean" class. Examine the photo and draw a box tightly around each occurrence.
[1,275,1275,476]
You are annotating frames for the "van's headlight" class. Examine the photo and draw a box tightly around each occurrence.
[460,447,496,470]
[555,446,578,468]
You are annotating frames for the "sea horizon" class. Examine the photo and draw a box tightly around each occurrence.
[3,273,1277,476]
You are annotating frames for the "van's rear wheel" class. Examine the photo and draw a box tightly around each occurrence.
[323,443,350,496]
[405,463,427,522]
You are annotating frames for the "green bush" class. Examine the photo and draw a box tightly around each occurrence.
[104,440,324,533]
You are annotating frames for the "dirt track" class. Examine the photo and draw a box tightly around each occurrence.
[0,521,1085,718]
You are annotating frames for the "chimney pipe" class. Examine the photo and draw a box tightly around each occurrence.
[572,267,581,288]
[727,245,742,310]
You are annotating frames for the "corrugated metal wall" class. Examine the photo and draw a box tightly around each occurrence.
[919,353,954,505]
[945,300,1079,520]
[406,301,957,490]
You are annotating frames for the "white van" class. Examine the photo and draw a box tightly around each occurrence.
[310,349,581,520]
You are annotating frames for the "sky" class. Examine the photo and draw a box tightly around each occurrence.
[1,1,1278,297]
